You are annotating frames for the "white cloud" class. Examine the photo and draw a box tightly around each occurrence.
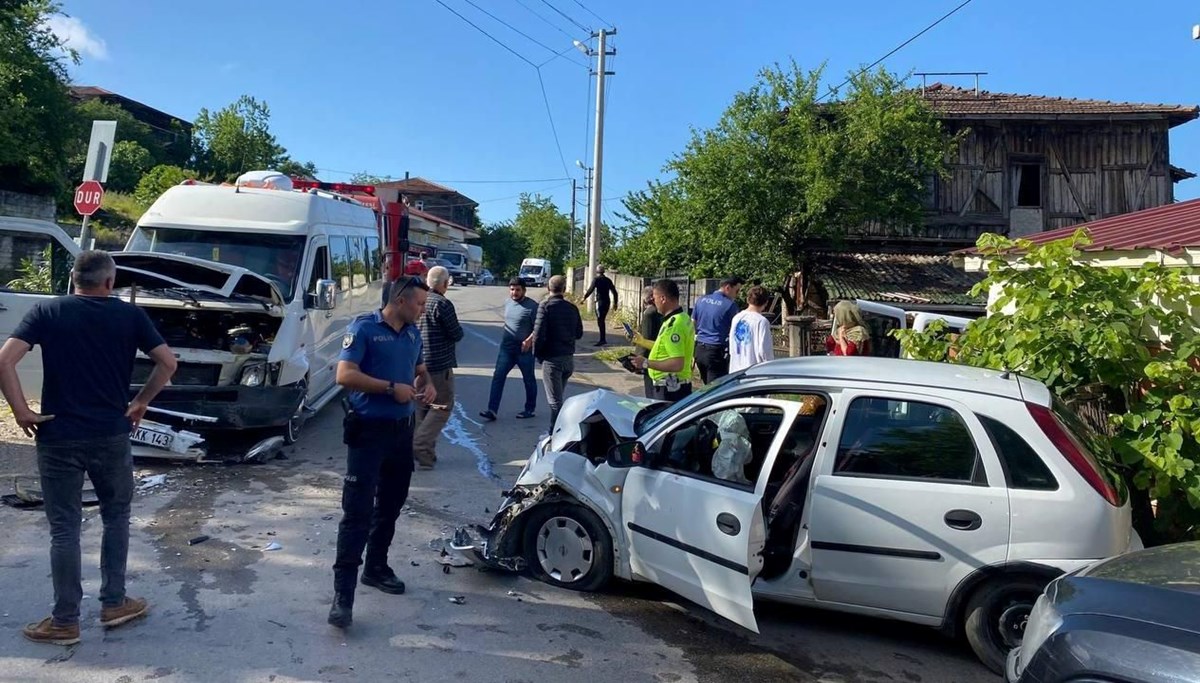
[45,15,108,61]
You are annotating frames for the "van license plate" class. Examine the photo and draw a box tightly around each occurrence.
[132,428,174,451]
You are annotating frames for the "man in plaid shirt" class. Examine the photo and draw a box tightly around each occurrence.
[413,266,463,469]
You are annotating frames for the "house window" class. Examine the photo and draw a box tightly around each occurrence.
[1014,163,1042,207]
[415,200,425,211]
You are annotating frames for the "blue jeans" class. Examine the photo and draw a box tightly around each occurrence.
[487,345,537,414]
[37,433,134,626]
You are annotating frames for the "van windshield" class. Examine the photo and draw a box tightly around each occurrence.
[520,264,544,275]
[128,227,307,300]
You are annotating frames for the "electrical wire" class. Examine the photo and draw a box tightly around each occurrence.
[571,0,611,28]
[460,0,587,66]
[432,0,576,179]
[818,0,977,102]
[538,0,590,33]
[512,0,576,39]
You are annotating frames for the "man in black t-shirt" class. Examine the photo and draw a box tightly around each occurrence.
[582,266,618,346]
[0,251,177,646]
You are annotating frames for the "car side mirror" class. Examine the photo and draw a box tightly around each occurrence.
[309,279,337,311]
[607,441,647,468]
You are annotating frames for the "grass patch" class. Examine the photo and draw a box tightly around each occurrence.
[595,345,636,362]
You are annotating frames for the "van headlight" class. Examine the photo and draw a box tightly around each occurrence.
[240,362,266,387]
[1015,594,1061,674]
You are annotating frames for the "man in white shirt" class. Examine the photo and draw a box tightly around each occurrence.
[728,286,774,373]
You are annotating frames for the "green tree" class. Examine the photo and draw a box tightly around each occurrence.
[896,231,1200,543]
[192,95,287,181]
[0,0,77,194]
[611,63,952,290]
[277,158,319,179]
[350,172,393,185]
[511,193,572,273]
[134,164,197,208]
[104,140,154,193]
[476,221,528,279]
[67,98,190,176]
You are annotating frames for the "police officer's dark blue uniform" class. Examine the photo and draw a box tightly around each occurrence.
[329,277,432,628]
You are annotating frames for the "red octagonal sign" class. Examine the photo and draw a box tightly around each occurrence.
[73,180,104,216]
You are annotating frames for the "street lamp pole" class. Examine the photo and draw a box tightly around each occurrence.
[575,29,616,297]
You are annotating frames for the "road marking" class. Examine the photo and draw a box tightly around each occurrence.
[463,324,499,348]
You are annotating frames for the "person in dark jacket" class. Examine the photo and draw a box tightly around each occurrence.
[532,275,583,432]
[582,266,617,346]
[636,286,663,398]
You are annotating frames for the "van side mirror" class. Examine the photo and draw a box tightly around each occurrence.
[607,441,647,469]
[309,279,337,311]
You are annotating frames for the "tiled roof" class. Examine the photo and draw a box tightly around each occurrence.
[920,84,1199,128]
[377,177,468,197]
[816,252,985,308]
[997,198,1200,254]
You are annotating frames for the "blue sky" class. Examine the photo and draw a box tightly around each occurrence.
[58,0,1200,224]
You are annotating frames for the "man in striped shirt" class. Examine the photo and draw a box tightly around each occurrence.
[413,266,463,469]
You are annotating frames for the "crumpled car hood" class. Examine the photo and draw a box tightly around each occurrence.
[549,389,659,451]
[112,251,283,306]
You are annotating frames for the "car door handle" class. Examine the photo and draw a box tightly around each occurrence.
[716,513,741,536]
[944,509,982,531]
[0,302,7,311]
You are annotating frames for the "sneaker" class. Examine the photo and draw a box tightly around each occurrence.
[478,410,497,422]
[100,596,149,629]
[22,618,80,646]
[516,411,536,419]
[416,462,435,471]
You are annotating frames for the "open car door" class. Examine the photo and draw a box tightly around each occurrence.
[618,399,800,632]
[0,218,80,400]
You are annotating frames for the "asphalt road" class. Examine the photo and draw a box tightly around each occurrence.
[0,284,996,682]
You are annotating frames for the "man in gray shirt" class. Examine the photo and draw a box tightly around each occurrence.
[480,278,539,421]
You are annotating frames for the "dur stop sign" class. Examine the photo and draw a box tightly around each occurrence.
[73,180,104,216]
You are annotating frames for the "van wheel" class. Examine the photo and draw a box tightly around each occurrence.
[963,577,1045,675]
[522,502,613,593]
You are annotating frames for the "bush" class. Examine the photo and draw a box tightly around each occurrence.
[134,165,197,208]
[896,231,1200,543]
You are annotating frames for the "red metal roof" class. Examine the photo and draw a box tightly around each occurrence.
[921,84,1199,128]
[971,199,1200,254]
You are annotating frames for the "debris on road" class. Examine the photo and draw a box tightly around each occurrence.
[4,476,99,509]
[188,535,210,546]
[137,474,168,491]
[448,596,466,605]
[263,542,283,551]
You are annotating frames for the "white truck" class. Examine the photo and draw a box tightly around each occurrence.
[518,257,551,288]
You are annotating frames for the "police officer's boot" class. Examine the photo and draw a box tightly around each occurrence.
[327,592,353,628]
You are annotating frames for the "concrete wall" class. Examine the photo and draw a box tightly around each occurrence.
[0,191,55,221]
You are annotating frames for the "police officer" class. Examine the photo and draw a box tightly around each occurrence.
[691,276,743,383]
[328,276,435,629]
[631,279,695,402]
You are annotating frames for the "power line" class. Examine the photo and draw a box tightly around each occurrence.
[460,0,586,66]
[512,0,576,39]
[571,0,611,28]
[537,68,572,177]
[538,0,590,33]
[818,0,977,102]
[432,0,576,179]
[434,0,536,67]
[313,168,571,184]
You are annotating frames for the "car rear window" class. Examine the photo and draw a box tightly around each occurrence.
[834,397,981,483]
[1050,397,1127,504]
[977,414,1058,490]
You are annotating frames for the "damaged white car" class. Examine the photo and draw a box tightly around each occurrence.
[455,356,1139,674]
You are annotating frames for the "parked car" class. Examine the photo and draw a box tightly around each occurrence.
[1007,541,1200,682]
[454,357,1138,674]
[479,269,495,286]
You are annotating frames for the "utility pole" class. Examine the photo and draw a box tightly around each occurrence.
[569,178,577,259]
[576,29,615,298]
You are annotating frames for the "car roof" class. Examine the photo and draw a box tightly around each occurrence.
[741,356,1047,403]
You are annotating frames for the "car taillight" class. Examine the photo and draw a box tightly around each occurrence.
[1026,402,1121,506]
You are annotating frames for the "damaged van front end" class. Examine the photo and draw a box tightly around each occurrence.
[114,252,303,461]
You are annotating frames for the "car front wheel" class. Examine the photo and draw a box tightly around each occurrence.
[522,502,613,592]
[963,576,1046,675]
